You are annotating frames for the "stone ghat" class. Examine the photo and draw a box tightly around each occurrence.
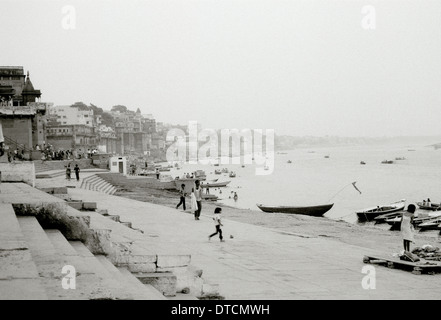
[0,182,217,299]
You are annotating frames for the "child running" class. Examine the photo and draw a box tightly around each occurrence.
[209,207,225,242]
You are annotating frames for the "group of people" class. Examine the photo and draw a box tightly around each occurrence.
[65,163,81,181]
[175,180,224,242]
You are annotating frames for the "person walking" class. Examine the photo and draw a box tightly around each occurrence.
[74,164,80,181]
[65,164,71,181]
[176,184,187,211]
[194,180,203,220]
[209,207,224,242]
[401,204,416,252]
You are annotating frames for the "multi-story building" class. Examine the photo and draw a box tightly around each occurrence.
[0,67,48,154]
[46,124,97,158]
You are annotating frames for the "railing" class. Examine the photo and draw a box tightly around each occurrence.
[3,136,33,154]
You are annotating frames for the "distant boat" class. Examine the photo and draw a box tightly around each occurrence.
[395,157,406,161]
[324,155,330,158]
[360,161,366,165]
[221,168,229,173]
[356,199,406,222]
[256,203,333,217]
[215,169,222,175]
[287,160,292,164]
[201,181,231,188]
[381,160,394,164]
[202,194,218,201]
[229,172,236,178]
[416,202,441,211]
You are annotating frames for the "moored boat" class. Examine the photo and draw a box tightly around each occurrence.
[256,203,333,217]
[374,211,403,223]
[356,199,406,222]
[416,202,441,211]
[201,181,231,188]
[418,217,441,230]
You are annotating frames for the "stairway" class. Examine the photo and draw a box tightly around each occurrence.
[79,174,117,195]
[10,214,166,300]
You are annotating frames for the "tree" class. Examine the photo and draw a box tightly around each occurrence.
[111,105,127,113]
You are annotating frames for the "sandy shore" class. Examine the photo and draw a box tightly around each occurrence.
[97,173,441,256]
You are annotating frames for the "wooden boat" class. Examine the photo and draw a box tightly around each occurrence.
[256,203,333,217]
[416,202,441,211]
[374,211,403,223]
[385,216,402,226]
[418,218,441,230]
[201,181,231,188]
[356,199,406,222]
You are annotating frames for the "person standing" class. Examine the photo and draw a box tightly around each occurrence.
[401,204,416,252]
[74,164,80,181]
[156,168,160,179]
[176,184,187,211]
[194,180,203,220]
[208,207,225,242]
[190,188,198,216]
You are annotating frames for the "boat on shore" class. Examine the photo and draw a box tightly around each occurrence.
[201,181,231,188]
[256,203,333,217]
[356,199,406,222]
[374,211,403,223]
[418,218,441,231]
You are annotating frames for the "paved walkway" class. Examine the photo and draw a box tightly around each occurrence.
[34,172,441,300]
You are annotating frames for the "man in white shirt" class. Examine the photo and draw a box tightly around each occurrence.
[194,180,203,220]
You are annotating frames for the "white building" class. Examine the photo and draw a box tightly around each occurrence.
[50,105,95,127]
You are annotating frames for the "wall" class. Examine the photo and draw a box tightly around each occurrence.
[0,161,35,187]
[0,117,33,149]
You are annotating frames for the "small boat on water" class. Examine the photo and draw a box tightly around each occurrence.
[215,169,222,175]
[381,160,394,164]
[229,172,236,178]
[416,202,441,211]
[360,161,366,165]
[356,199,406,222]
[256,203,333,217]
[287,160,292,164]
[201,181,231,188]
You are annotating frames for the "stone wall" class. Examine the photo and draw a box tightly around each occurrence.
[0,161,35,187]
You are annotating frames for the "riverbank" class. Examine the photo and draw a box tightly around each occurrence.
[97,173,441,255]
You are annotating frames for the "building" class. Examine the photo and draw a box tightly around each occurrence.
[0,67,48,154]
[46,124,97,158]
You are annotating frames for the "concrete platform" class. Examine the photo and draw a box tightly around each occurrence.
[31,174,441,300]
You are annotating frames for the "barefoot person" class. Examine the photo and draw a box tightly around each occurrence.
[209,207,225,242]
[402,204,416,252]
[194,180,203,220]
[176,184,186,211]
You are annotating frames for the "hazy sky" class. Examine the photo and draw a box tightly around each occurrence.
[1,0,440,137]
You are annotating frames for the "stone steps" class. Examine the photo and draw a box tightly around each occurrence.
[80,175,117,195]
[0,204,48,300]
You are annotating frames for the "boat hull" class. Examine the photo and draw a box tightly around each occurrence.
[356,201,406,222]
[256,203,333,217]
[201,181,231,188]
